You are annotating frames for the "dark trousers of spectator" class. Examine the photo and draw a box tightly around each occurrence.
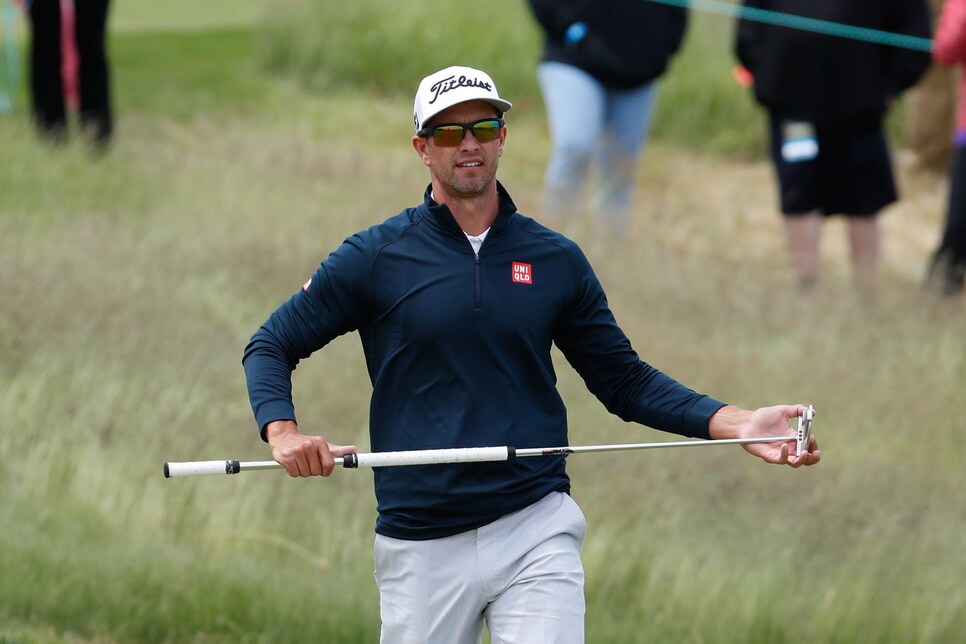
[29,0,112,142]
[928,144,966,296]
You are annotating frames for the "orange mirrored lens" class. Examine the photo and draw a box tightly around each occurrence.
[432,126,465,146]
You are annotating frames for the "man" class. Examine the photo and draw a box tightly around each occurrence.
[243,65,821,644]
[527,0,688,238]
[735,0,932,293]
[905,0,956,175]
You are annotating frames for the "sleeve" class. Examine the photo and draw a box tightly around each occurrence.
[735,0,767,74]
[526,0,591,42]
[933,0,966,66]
[242,234,373,438]
[884,0,934,96]
[552,247,726,439]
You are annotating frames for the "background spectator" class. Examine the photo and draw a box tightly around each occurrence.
[925,0,966,296]
[527,0,687,243]
[905,0,957,175]
[28,0,113,146]
[736,0,932,293]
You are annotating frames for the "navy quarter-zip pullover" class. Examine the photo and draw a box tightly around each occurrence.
[243,183,725,540]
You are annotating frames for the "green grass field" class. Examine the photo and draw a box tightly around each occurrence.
[1,1,964,642]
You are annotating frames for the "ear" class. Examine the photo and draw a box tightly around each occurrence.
[412,135,432,167]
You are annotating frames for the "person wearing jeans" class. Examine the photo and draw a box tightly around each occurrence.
[538,62,657,235]
[527,0,687,242]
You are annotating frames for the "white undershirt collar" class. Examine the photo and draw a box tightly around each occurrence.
[464,228,490,254]
[432,191,491,253]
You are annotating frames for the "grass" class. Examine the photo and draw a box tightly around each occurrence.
[1,1,964,642]
[257,0,770,158]
[253,0,911,159]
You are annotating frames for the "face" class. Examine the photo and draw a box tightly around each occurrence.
[412,100,506,200]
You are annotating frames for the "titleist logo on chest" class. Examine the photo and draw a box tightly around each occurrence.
[427,75,494,104]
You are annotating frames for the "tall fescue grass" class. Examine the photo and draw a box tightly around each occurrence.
[257,0,768,158]
[1,1,963,642]
[256,0,911,158]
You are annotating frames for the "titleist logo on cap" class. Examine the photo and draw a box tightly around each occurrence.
[414,66,511,131]
[427,74,494,105]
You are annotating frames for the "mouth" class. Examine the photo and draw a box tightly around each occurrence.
[456,160,483,168]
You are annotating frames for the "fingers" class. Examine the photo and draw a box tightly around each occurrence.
[783,403,816,420]
[329,443,358,459]
[272,434,355,478]
[304,440,326,477]
[774,404,819,468]
[275,437,321,477]
[786,436,821,468]
[321,443,358,477]
[802,435,821,466]
[754,433,820,468]
[777,442,791,465]
[785,403,812,420]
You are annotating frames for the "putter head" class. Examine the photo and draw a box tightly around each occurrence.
[796,405,814,457]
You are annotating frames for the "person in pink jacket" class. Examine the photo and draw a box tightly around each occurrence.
[927,0,966,296]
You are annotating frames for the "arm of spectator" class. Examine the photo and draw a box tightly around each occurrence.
[526,0,589,43]
[934,0,966,66]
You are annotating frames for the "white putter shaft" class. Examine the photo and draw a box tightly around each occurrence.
[163,408,814,478]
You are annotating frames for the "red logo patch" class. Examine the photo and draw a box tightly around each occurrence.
[512,262,532,285]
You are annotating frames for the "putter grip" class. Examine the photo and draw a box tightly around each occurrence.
[164,460,240,478]
[344,446,511,468]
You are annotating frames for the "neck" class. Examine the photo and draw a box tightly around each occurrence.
[432,183,500,236]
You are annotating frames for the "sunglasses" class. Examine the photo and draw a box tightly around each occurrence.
[417,117,505,147]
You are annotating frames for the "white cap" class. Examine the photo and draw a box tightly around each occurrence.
[413,66,512,132]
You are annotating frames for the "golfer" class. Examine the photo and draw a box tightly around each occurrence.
[243,65,821,643]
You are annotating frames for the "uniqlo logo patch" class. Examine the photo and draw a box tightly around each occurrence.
[512,262,532,285]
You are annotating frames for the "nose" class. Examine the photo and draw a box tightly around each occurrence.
[459,128,482,149]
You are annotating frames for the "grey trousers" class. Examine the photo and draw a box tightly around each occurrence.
[374,492,587,644]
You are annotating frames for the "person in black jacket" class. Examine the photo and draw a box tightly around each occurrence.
[924,0,966,298]
[243,66,820,644]
[27,0,113,145]
[527,0,687,242]
[736,0,931,293]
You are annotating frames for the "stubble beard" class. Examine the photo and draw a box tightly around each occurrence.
[444,160,499,198]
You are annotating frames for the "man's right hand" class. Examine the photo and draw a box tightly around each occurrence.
[264,420,357,477]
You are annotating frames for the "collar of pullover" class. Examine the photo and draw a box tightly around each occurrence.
[419,181,518,239]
